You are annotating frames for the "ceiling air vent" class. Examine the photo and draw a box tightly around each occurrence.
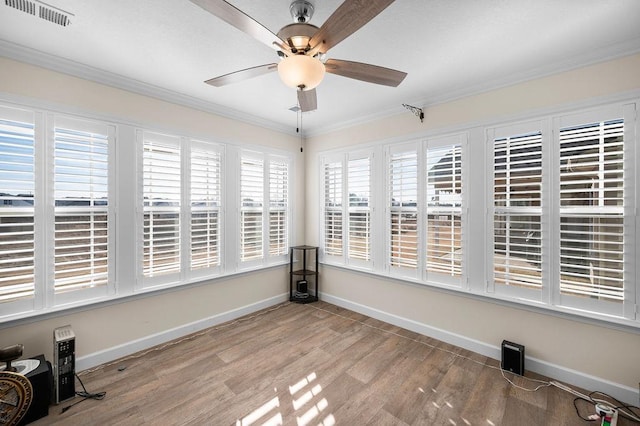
[5,0,36,15]
[5,0,72,26]
[39,3,70,26]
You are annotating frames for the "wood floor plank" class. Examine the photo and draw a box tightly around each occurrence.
[459,365,509,425]
[29,302,634,426]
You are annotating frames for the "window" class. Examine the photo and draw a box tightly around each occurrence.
[190,142,222,272]
[240,152,291,266]
[426,139,463,280]
[1,108,115,314]
[323,159,343,258]
[559,119,624,302]
[388,146,418,273]
[554,104,635,318]
[0,107,35,303]
[492,129,543,294]
[318,101,638,326]
[142,132,181,281]
[347,155,371,264]
[269,158,288,256]
[240,155,264,262]
[0,101,295,321]
[53,118,111,294]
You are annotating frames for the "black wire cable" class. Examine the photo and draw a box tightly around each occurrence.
[572,397,597,422]
[60,373,106,414]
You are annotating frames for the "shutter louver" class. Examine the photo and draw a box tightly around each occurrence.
[559,119,624,302]
[190,146,221,270]
[426,145,462,277]
[269,159,288,256]
[54,126,109,293]
[143,138,181,277]
[493,132,543,289]
[241,156,264,261]
[389,150,418,269]
[348,157,370,262]
[324,161,343,256]
[0,117,35,301]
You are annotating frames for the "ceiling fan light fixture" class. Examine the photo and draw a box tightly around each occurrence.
[277,54,325,90]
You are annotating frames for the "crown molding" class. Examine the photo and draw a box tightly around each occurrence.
[0,40,298,136]
[307,36,640,138]
[2,36,639,140]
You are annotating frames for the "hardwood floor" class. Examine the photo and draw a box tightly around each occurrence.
[32,301,634,425]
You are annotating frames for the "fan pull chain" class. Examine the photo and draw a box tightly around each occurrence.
[298,107,303,152]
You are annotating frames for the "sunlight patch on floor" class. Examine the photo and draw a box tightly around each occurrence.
[289,371,334,426]
[236,396,281,426]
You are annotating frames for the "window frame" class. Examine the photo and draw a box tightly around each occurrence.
[386,141,421,279]
[137,130,183,289]
[317,99,639,329]
[424,133,466,288]
[486,120,549,302]
[0,100,296,324]
[50,114,116,306]
[320,153,346,264]
[346,151,373,268]
[238,149,293,270]
[189,139,224,279]
[551,104,636,319]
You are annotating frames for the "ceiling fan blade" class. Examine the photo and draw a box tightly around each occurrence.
[205,63,278,86]
[298,89,317,112]
[325,59,407,87]
[190,0,287,51]
[309,0,395,54]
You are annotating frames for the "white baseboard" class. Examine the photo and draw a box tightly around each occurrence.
[76,293,288,372]
[321,293,638,406]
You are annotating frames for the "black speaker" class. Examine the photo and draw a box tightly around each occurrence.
[19,354,52,425]
[501,340,525,376]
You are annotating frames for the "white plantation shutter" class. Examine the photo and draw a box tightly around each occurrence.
[240,155,264,262]
[143,134,181,278]
[323,160,343,257]
[269,158,288,256]
[493,131,543,290]
[53,122,111,293]
[559,119,625,303]
[347,156,370,263]
[190,143,221,270]
[389,149,418,271]
[0,111,35,302]
[426,143,462,278]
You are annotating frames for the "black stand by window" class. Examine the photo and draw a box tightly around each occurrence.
[289,245,318,303]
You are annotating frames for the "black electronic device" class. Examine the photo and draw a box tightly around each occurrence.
[296,280,308,294]
[53,326,75,404]
[19,354,52,425]
[501,340,525,376]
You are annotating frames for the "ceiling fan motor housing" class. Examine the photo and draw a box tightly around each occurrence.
[290,0,314,23]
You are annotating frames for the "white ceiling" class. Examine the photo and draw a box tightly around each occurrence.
[1,0,639,135]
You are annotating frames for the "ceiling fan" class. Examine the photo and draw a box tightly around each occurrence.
[190,0,407,112]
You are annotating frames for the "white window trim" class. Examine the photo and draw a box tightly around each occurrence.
[486,119,549,303]
[424,133,467,288]
[551,103,636,319]
[49,114,117,307]
[0,98,296,324]
[317,98,639,330]
[386,141,421,280]
[188,139,225,280]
